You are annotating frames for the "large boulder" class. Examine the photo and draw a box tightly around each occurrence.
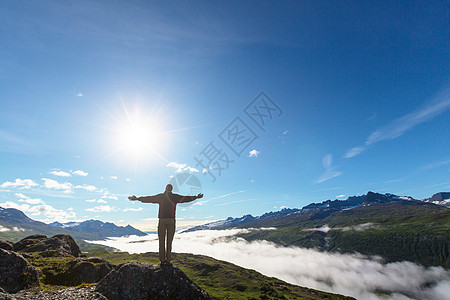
[42,257,115,286]
[96,262,209,300]
[0,249,40,293]
[0,241,13,251]
[12,235,47,252]
[13,234,81,257]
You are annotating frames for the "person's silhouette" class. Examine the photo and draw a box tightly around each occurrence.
[129,184,203,265]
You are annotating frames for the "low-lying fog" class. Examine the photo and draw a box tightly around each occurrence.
[87,228,450,300]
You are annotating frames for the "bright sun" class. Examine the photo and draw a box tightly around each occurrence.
[112,104,168,164]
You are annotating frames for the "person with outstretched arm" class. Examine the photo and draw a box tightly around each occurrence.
[128,184,203,265]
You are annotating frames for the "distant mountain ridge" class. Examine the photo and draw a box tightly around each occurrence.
[49,220,146,238]
[0,206,146,242]
[183,208,299,232]
[187,191,448,232]
[423,192,450,207]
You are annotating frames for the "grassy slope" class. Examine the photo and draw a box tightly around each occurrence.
[87,250,353,300]
[237,202,450,268]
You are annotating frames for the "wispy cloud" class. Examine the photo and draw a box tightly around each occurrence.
[109,176,118,180]
[0,179,39,189]
[420,158,450,171]
[167,162,199,173]
[76,93,83,97]
[215,198,257,206]
[345,88,450,158]
[315,154,342,184]
[194,190,246,206]
[315,169,342,184]
[0,129,31,153]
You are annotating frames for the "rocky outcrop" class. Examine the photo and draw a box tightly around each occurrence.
[0,249,40,293]
[96,261,209,300]
[42,257,115,286]
[0,241,13,251]
[13,234,81,257]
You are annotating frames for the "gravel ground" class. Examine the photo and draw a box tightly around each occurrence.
[2,286,106,300]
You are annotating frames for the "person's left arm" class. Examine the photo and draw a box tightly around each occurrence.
[178,193,203,203]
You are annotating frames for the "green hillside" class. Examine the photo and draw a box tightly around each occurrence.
[236,201,450,268]
[86,250,354,300]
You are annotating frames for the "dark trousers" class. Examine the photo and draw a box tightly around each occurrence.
[158,218,175,262]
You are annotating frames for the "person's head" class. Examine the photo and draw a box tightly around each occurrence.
[165,184,173,192]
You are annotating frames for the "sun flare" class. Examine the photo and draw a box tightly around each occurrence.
[111,104,168,164]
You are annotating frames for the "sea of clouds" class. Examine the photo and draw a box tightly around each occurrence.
[87,228,450,300]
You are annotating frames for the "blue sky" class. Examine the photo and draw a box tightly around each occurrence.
[0,1,449,231]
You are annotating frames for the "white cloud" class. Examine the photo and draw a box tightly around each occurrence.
[345,87,450,158]
[75,184,97,192]
[87,229,450,300]
[72,170,88,176]
[202,168,208,174]
[0,225,10,232]
[109,176,118,180]
[123,207,143,212]
[42,178,72,191]
[101,192,118,200]
[50,170,71,177]
[15,193,44,205]
[167,162,199,173]
[303,223,380,233]
[339,223,379,232]
[15,193,28,199]
[248,149,260,158]
[126,178,131,182]
[86,205,118,212]
[77,93,83,97]
[0,200,75,223]
[0,201,31,211]
[86,199,107,203]
[315,169,342,184]
[27,204,76,223]
[0,178,38,189]
[303,225,331,233]
[336,194,346,198]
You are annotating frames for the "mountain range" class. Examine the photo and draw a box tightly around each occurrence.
[0,206,146,244]
[186,191,450,232]
[186,191,450,269]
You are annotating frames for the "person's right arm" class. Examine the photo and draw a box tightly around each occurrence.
[128,194,162,203]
